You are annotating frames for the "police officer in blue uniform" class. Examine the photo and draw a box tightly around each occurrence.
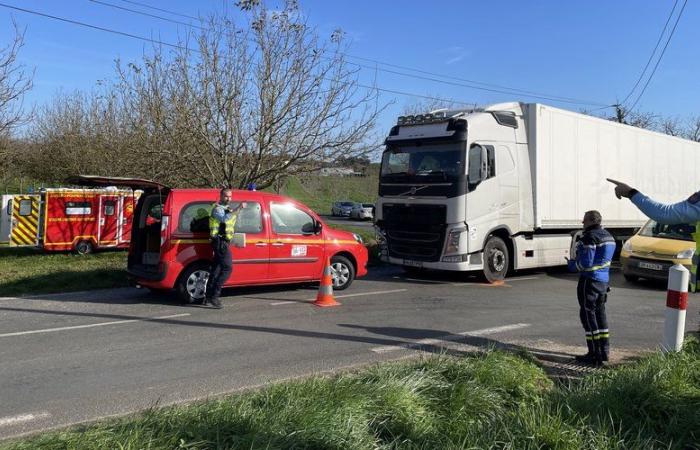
[568,210,616,366]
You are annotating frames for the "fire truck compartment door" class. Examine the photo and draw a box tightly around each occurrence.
[10,195,40,247]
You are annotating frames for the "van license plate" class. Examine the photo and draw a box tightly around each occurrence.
[638,261,663,271]
[404,259,423,268]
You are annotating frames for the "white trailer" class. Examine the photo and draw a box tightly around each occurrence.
[0,194,12,243]
[375,102,700,281]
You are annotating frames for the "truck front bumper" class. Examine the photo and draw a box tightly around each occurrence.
[381,254,483,272]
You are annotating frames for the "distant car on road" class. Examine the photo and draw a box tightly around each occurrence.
[620,219,695,283]
[350,203,374,221]
[331,201,357,217]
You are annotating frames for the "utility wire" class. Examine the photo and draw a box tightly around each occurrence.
[102,0,610,107]
[619,0,679,107]
[627,0,687,113]
[0,1,474,107]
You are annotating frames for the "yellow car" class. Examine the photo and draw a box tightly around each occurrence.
[620,220,696,282]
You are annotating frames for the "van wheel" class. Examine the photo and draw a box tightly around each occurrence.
[176,263,211,304]
[75,240,94,255]
[330,255,355,291]
[482,236,509,283]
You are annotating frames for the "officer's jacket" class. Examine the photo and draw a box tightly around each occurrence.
[568,225,616,283]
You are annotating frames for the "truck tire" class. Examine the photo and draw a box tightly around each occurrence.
[75,240,94,255]
[175,262,211,304]
[330,254,355,290]
[482,236,509,283]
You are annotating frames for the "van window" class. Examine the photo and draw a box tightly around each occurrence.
[270,203,315,235]
[178,201,263,234]
[19,199,32,216]
[65,201,92,216]
[104,201,116,216]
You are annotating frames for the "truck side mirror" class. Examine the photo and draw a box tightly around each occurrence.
[480,146,489,180]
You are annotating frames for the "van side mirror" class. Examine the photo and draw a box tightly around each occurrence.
[314,221,323,234]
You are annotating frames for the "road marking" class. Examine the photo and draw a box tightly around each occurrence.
[0,412,50,427]
[269,289,408,306]
[371,323,530,354]
[506,276,540,282]
[0,313,190,338]
[392,276,447,284]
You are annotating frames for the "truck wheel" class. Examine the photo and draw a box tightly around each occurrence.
[330,255,355,290]
[482,236,509,283]
[176,263,210,304]
[75,240,94,255]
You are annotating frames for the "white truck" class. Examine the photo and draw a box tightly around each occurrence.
[375,102,700,281]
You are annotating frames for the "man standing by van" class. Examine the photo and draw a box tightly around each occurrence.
[568,210,616,366]
[608,178,700,292]
[206,188,245,308]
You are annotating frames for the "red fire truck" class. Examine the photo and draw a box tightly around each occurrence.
[9,188,139,253]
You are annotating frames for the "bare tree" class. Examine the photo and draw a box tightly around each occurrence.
[115,2,384,189]
[0,24,32,136]
[685,116,700,142]
[661,116,683,136]
[401,96,471,116]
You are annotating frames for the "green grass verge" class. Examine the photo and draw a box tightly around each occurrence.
[4,341,699,449]
[0,248,129,297]
[280,174,379,215]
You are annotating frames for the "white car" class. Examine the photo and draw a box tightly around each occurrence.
[350,203,374,220]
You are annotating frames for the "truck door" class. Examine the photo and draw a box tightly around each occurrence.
[465,144,500,249]
[98,195,120,246]
[10,195,40,247]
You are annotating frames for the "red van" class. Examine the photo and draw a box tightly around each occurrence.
[70,176,368,303]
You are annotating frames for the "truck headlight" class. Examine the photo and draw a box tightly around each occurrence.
[676,248,695,259]
[622,240,633,252]
[445,227,466,255]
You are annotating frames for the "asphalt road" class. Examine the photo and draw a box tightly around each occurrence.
[0,266,698,440]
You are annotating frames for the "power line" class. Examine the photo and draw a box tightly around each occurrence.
[627,0,687,113]
[619,0,679,107]
[0,2,474,107]
[101,0,611,107]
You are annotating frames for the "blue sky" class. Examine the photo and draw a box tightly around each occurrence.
[1,0,697,135]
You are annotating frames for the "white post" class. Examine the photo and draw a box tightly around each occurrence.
[662,264,689,353]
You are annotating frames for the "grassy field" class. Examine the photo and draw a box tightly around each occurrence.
[280,173,379,215]
[3,340,698,449]
[0,247,129,297]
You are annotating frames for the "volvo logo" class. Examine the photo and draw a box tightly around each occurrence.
[399,185,429,196]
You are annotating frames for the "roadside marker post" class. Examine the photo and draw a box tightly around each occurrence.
[662,264,688,352]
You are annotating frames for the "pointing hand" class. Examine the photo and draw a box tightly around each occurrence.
[606,178,635,199]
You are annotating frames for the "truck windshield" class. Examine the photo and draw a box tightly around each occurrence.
[381,143,464,181]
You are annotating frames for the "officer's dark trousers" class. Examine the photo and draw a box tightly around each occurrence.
[577,277,610,360]
[207,237,232,301]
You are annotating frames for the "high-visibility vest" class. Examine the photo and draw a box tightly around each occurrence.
[209,203,236,240]
[691,221,700,292]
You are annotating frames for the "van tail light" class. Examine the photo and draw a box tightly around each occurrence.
[160,215,170,247]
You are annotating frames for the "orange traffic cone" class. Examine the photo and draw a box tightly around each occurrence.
[313,258,340,307]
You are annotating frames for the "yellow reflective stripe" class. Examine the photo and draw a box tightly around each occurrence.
[580,261,611,272]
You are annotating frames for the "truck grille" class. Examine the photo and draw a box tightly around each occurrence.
[382,204,447,262]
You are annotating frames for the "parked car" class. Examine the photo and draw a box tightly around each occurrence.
[350,203,374,221]
[331,201,357,217]
[71,176,369,303]
[620,219,695,283]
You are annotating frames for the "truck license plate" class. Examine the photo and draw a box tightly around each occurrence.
[638,261,663,271]
[404,259,423,268]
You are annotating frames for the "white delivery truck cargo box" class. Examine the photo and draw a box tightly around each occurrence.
[529,104,700,229]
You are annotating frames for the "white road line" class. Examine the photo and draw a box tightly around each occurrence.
[506,276,540,282]
[0,313,190,338]
[270,289,408,306]
[0,412,50,427]
[371,323,530,354]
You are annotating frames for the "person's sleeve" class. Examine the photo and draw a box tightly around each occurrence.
[631,192,700,225]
